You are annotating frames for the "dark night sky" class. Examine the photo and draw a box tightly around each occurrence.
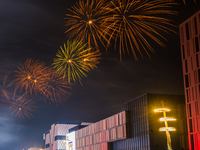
[0,0,200,150]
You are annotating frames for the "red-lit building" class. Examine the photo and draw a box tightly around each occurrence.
[180,10,200,150]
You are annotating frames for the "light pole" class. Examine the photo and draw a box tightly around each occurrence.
[154,100,176,150]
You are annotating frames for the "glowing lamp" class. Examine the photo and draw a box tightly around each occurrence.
[154,108,170,112]
[159,127,176,132]
[28,76,31,79]
[68,59,72,63]
[83,58,88,61]
[160,117,176,121]
[34,80,37,83]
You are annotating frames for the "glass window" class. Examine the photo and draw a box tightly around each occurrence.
[186,23,190,41]
[55,135,66,141]
[194,17,198,35]
[188,103,192,117]
[185,74,189,88]
[185,60,188,73]
[189,119,193,133]
[182,45,185,59]
[195,37,199,52]
[196,54,199,68]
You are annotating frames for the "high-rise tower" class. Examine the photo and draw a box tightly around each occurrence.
[179,10,200,150]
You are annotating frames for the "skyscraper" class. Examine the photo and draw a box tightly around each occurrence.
[179,10,200,150]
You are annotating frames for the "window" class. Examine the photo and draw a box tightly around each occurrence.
[190,134,194,150]
[186,23,190,40]
[194,17,198,35]
[55,135,66,141]
[182,45,185,59]
[185,60,188,73]
[189,119,193,132]
[188,103,192,117]
[46,144,50,148]
[186,89,190,103]
[195,37,199,52]
[196,54,199,68]
[185,74,189,88]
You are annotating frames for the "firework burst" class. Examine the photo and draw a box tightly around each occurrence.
[10,94,38,121]
[15,58,48,95]
[65,0,111,49]
[39,68,72,104]
[102,0,177,60]
[53,40,101,83]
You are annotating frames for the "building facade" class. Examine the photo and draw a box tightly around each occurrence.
[43,122,92,150]
[44,94,187,150]
[179,10,200,150]
[72,94,186,150]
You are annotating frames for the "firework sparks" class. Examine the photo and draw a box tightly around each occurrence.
[39,68,72,104]
[53,40,101,83]
[102,0,177,60]
[10,94,38,121]
[0,70,14,101]
[15,58,48,95]
[65,0,111,49]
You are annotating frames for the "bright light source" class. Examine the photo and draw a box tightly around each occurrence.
[68,59,72,63]
[159,127,176,131]
[160,117,176,121]
[88,20,93,24]
[154,108,170,112]
[28,76,31,79]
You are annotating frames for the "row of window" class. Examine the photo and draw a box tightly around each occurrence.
[180,14,200,44]
[182,35,200,60]
[76,125,126,147]
[76,111,127,139]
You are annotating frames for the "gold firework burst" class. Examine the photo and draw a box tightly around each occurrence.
[39,68,72,104]
[65,0,111,49]
[102,0,177,60]
[10,94,38,121]
[53,40,101,83]
[15,58,48,95]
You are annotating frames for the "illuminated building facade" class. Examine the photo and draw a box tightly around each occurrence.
[43,94,187,150]
[179,10,200,150]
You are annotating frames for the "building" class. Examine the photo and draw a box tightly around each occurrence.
[179,10,200,150]
[43,93,187,150]
[43,122,92,150]
[28,148,43,150]
[75,93,187,150]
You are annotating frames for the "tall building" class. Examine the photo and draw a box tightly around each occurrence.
[179,10,200,150]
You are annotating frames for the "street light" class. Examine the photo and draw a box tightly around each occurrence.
[154,100,176,150]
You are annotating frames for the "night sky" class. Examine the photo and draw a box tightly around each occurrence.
[0,0,200,150]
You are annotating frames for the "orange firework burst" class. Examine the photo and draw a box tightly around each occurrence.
[10,94,38,121]
[65,0,111,49]
[53,40,101,83]
[0,70,14,101]
[39,68,72,104]
[102,0,177,60]
[15,58,48,95]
